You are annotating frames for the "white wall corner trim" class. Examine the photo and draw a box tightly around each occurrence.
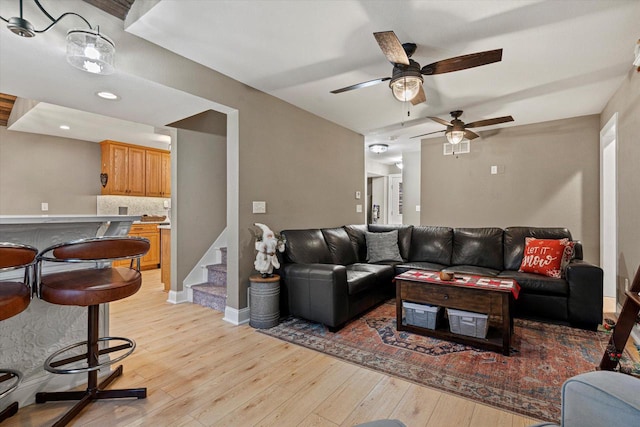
[223,306,250,325]
[167,289,189,304]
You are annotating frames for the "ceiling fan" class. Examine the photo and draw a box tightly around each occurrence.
[331,31,503,105]
[411,110,514,144]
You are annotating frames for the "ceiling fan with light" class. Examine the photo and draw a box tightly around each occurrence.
[411,110,514,144]
[331,31,503,105]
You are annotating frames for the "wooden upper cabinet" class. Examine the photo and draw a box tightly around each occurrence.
[161,152,171,197]
[101,140,170,197]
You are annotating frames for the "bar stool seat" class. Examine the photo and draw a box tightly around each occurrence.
[35,236,149,427]
[0,242,38,423]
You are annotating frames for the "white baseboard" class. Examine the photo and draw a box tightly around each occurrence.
[167,289,188,304]
[223,305,250,325]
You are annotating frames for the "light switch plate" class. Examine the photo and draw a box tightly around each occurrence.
[252,201,266,214]
[416,205,421,212]
[491,165,498,175]
[355,191,361,199]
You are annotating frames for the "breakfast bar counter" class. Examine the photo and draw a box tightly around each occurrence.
[0,215,140,407]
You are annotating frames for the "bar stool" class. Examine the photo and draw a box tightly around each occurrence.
[0,242,38,423]
[35,236,150,427]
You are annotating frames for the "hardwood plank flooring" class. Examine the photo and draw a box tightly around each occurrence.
[7,269,539,426]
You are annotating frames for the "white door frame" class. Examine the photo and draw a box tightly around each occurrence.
[600,113,617,300]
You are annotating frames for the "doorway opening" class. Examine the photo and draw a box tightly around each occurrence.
[600,113,617,303]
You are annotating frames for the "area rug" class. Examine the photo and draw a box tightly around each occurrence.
[259,300,627,423]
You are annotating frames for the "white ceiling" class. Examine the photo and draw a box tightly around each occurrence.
[1,1,638,166]
[126,0,640,164]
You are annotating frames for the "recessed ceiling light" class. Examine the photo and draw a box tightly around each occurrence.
[59,125,70,130]
[96,91,119,100]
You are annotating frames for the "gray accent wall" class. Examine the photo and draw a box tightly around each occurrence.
[0,127,100,214]
[420,115,600,263]
[601,69,640,303]
[174,129,227,291]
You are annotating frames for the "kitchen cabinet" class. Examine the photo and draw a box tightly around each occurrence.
[101,140,170,198]
[145,150,171,197]
[113,223,160,270]
[160,226,171,291]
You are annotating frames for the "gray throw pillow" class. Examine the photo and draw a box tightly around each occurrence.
[365,230,403,263]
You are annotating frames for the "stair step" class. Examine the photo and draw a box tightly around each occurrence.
[207,263,227,285]
[192,282,226,312]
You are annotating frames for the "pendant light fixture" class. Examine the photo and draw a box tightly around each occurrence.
[0,0,115,75]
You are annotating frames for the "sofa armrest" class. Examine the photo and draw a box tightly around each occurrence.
[565,260,603,329]
[282,263,349,328]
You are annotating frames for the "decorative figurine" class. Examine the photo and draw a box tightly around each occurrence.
[253,223,285,278]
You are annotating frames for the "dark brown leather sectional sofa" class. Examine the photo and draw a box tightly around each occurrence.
[279,224,603,331]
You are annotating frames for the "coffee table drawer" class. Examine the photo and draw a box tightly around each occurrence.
[400,282,492,313]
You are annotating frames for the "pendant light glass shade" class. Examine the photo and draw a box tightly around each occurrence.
[445,130,465,145]
[390,76,422,102]
[66,29,115,75]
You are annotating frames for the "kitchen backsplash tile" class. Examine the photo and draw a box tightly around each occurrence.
[97,195,170,219]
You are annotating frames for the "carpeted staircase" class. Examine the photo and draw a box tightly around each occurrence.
[191,247,227,312]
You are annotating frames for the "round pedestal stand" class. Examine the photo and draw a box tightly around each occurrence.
[249,274,280,329]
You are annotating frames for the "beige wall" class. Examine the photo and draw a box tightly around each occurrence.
[600,69,640,302]
[122,4,365,308]
[0,127,100,214]
[174,129,227,290]
[420,115,601,263]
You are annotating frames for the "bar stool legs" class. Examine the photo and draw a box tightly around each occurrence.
[0,369,22,423]
[35,305,146,427]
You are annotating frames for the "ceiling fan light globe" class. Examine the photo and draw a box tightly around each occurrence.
[390,76,422,102]
[446,130,465,145]
[66,29,116,75]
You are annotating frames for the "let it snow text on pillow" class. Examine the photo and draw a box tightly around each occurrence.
[519,237,574,278]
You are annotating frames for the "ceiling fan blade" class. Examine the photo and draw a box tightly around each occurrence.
[330,77,391,94]
[465,115,514,128]
[427,116,452,126]
[421,49,503,75]
[464,130,480,140]
[374,31,410,66]
[410,130,446,139]
[410,86,426,105]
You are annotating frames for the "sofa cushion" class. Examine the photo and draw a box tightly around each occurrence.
[448,265,501,277]
[350,263,396,284]
[504,227,572,271]
[451,227,504,271]
[322,227,358,265]
[408,226,453,265]
[498,271,569,296]
[368,224,413,261]
[281,229,332,264]
[519,237,575,278]
[395,262,447,275]
[365,230,403,263]
[344,224,368,262]
[346,269,378,295]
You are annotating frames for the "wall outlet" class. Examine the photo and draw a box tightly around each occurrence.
[41,202,48,211]
[252,201,266,214]
[416,205,421,212]
[491,165,498,175]
[356,204,363,213]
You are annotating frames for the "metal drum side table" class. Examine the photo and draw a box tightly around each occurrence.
[249,274,280,329]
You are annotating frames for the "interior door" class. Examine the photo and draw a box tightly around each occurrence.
[388,174,403,224]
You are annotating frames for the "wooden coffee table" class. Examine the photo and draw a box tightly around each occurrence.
[395,270,520,356]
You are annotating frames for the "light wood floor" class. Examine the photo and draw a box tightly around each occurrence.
[8,269,540,426]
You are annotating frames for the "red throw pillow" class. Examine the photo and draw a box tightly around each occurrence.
[519,237,575,278]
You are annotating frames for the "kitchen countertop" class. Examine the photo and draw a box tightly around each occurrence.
[0,215,141,224]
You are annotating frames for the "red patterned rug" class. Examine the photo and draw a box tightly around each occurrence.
[259,300,620,423]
